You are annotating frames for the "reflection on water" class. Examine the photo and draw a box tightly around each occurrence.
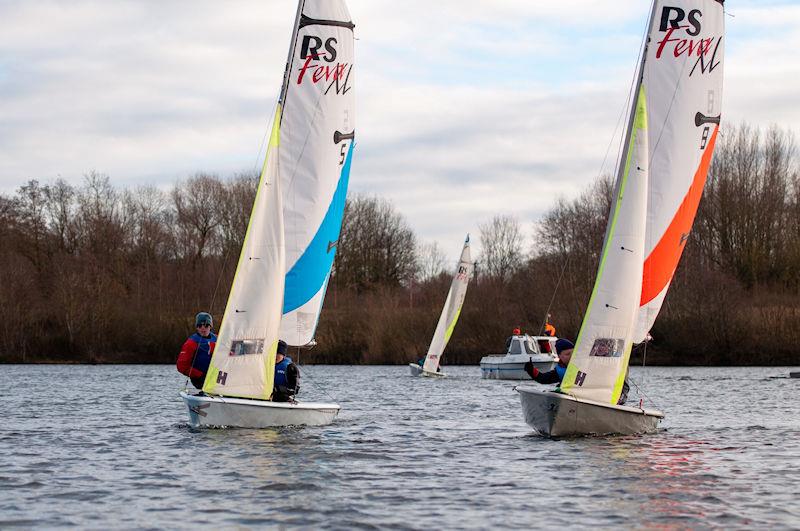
[1,365,799,528]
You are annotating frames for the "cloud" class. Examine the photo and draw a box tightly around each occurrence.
[0,0,796,261]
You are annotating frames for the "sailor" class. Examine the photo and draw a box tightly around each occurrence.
[505,327,522,351]
[524,338,573,384]
[273,340,300,402]
[176,312,217,389]
[525,338,631,405]
[544,314,556,337]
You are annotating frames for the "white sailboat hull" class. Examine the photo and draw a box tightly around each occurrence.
[517,386,663,437]
[408,363,446,378]
[180,391,340,428]
[480,354,556,380]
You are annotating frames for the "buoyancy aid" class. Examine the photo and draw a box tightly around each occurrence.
[555,362,567,382]
[190,332,216,374]
[274,356,293,389]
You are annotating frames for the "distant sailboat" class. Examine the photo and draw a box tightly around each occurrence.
[518,0,725,436]
[181,0,355,428]
[409,236,472,378]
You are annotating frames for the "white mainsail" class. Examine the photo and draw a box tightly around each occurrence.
[634,0,725,342]
[203,109,286,399]
[279,0,356,346]
[422,236,472,374]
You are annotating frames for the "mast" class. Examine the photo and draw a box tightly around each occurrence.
[610,0,658,211]
[279,0,307,109]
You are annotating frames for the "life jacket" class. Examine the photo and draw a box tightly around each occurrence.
[274,356,293,388]
[555,363,567,381]
[190,332,217,374]
[545,324,556,337]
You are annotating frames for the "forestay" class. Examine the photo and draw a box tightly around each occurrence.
[560,86,650,404]
[422,236,472,374]
[279,0,356,346]
[203,109,286,400]
[634,0,725,342]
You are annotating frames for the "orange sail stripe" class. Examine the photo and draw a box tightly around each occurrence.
[641,125,719,305]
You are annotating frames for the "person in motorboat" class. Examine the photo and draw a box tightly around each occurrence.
[524,338,631,405]
[273,340,300,402]
[524,338,573,384]
[505,327,522,351]
[544,314,556,337]
[176,312,217,389]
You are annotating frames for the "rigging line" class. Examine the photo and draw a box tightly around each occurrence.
[295,363,338,404]
[610,0,653,181]
[539,254,570,335]
[253,98,281,173]
[209,246,232,317]
[627,374,661,411]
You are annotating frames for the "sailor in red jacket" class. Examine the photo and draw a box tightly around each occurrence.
[177,312,217,389]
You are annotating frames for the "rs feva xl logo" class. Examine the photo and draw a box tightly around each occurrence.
[655,5,722,76]
[296,35,353,95]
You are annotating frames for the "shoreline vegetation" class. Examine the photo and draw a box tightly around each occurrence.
[1,123,799,366]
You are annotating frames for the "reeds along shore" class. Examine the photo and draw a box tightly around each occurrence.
[1,123,798,365]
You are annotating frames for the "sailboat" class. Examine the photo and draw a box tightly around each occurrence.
[181,0,355,428]
[409,236,472,378]
[518,0,725,436]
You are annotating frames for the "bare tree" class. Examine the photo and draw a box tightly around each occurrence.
[335,195,418,290]
[416,241,448,282]
[478,214,523,280]
[171,173,224,266]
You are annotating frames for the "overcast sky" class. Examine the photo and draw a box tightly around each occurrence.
[1,0,798,261]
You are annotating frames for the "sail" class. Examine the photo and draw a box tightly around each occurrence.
[560,85,650,404]
[279,0,356,346]
[422,236,472,374]
[633,0,725,342]
[202,108,286,399]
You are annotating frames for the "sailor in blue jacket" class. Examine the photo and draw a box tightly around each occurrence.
[273,340,300,402]
[525,338,574,384]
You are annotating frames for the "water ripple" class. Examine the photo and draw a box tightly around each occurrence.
[1,365,799,528]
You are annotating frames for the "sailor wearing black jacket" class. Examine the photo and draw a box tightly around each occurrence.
[524,338,574,384]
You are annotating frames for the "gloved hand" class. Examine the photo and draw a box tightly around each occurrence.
[524,361,538,378]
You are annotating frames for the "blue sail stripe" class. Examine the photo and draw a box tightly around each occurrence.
[282,142,355,313]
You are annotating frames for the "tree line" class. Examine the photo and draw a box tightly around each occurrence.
[0,123,798,365]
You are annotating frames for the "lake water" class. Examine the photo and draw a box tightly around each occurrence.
[2,365,799,529]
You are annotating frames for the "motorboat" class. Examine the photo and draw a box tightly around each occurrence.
[480,334,557,380]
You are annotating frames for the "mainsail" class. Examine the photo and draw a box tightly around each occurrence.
[278,0,356,346]
[202,0,355,398]
[422,236,472,374]
[562,0,725,404]
[634,0,725,342]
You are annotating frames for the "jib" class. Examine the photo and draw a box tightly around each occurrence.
[659,6,702,37]
[300,35,338,62]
